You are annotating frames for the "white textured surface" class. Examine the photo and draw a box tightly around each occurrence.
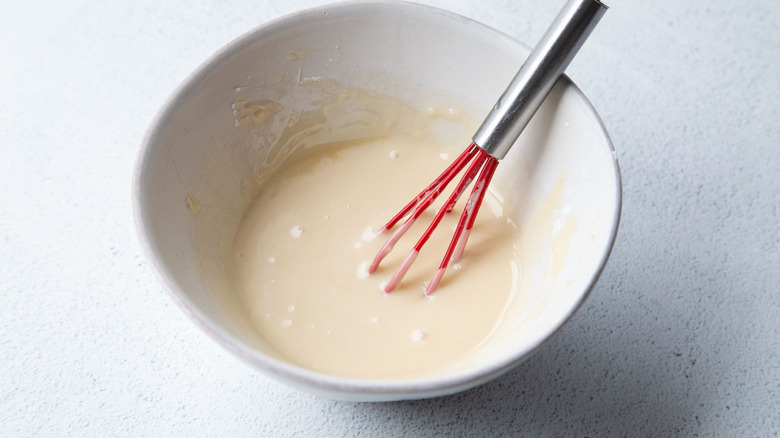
[1,0,778,436]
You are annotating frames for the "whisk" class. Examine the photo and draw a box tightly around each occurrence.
[369,0,608,295]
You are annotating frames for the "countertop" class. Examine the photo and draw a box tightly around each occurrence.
[1,0,778,436]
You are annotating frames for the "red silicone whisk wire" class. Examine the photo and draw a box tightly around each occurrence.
[380,148,496,293]
[425,152,498,294]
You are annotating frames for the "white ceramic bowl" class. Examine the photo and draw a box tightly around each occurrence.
[133,1,621,401]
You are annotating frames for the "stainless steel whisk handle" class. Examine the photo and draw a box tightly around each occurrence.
[473,0,608,159]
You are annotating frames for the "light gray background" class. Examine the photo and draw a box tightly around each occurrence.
[1,0,777,436]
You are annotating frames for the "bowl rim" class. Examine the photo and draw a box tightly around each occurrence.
[132,0,622,401]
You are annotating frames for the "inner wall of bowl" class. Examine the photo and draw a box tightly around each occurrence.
[140,2,618,379]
